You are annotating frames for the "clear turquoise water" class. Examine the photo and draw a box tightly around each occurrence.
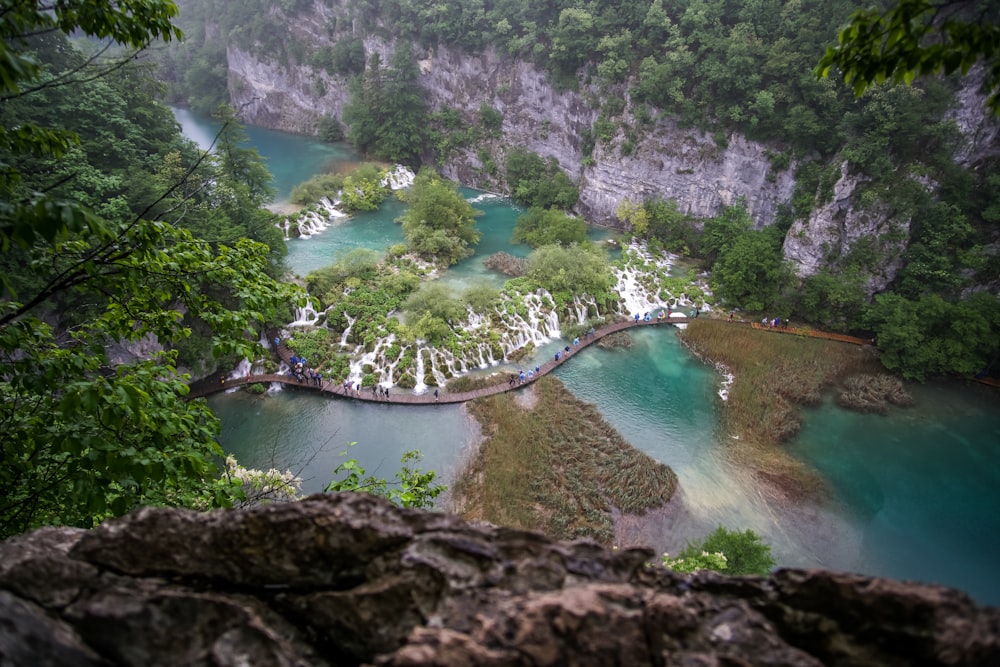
[171,107,360,202]
[177,109,1000,606]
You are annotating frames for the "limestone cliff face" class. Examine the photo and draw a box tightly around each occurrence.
[1,493,997,666]
[222,10,996,287]
[782,162,910,295]
[229,39,795,229]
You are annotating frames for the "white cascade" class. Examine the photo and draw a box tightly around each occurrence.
[289,301,320,327]
[380,165,415,190]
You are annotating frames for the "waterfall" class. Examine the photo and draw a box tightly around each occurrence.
[289,301,320,327]
[380,165,415,190]
[339,312,356,347]
[228,358,251,381]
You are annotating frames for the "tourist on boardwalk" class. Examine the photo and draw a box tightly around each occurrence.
[657,310,664,320]
[634,313,640,322]
[273,336,280,348]
[555,351,561,362]
[644,312,651,322]
[385,387,390,400]
[534,366,540,374]
[573,337,579,346]
[434,389,439,401]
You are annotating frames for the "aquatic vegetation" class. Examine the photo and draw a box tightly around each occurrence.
[453,376,677,545]
[679,319,884,497]
[837,373,914,414]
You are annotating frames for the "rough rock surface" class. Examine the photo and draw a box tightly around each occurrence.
[782,162,910,295]
[1,493,997,666]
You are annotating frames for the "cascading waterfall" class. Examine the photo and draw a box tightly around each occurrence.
[282,165,415,240]
[339,312,356,348]
[273,240,713,391]
[289,301,321,327]
[294,197,347,239]
[380,165,416,190]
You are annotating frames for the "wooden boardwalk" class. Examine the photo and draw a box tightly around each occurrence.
[187,315,882,405]
[187,316,690,404]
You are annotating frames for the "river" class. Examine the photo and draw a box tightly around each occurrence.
[173,107,1000,606]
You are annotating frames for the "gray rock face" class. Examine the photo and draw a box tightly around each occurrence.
[220,6,996,286]
[227,38,795,229]
[1,494,997,666]
[782,162,910,295]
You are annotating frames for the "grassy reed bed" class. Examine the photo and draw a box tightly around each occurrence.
[679,320,883,497]
[452,375,677,545]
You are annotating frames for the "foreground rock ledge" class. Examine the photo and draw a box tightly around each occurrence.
[0,494,996,666]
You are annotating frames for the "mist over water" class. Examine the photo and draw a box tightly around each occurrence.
[175,109,1000,606]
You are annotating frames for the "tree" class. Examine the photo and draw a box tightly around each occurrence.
[512,207,587,247]
[504,149,579,209]
[342,45,428,164]
[701,201,753,265]
[816,0,1000,115]
[0,6,301,537]
[398,169,481,264]
[527,243,615,300]
[665,526,776,576]
[325,449,447,509]
[863,291,1000,380]
[712,230,791,312]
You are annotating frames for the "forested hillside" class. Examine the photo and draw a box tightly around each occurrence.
[157,0,1000,379]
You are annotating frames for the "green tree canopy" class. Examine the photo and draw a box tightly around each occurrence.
[397,169,481,264]
[512,207,587,247]
[0,6,300,538]
[527,243,615,299]
[863,291,1000,380]
[505,149,579,209]
[816,0,1000,115]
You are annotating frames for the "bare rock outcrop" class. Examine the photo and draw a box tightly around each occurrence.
[1,493,997,666]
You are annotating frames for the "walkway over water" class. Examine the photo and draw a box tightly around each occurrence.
[187,315,880,404]
[188,317,690,403]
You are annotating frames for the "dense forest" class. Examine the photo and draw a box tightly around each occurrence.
[157,0,1000,379]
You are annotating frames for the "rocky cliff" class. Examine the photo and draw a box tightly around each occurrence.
[1,493,997,666]
[221,6,998,290]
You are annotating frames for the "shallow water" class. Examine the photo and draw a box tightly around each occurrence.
[177,109,1000,606]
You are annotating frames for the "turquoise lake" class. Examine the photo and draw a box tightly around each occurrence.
[173,108,1000,606]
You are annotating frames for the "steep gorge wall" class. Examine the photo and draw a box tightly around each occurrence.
[226,35,795,229]
[223,10,997,292]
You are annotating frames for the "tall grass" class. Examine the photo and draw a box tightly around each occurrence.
[679,320,883,497]
[452,376,677,544]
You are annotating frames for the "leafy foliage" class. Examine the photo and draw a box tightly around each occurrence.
[665,526,776,576]
[512,207,587,247]
[863,292,1000,380]
[325,449,446,509]
[342,46,428,165]
[504,149,579,209]
[816,0,1000,115]
[527,243,615,300]
[397,168,481,264]
[0,7,301,538]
